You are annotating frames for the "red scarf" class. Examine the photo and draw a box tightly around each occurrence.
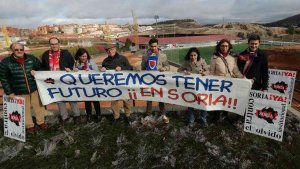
[220,52,229,58]
[15,56,25,64]
[49,50,60,71]
[239,51,256,77]
[82,62,88,70]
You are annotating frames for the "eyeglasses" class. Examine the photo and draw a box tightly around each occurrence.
[14,49,24,52]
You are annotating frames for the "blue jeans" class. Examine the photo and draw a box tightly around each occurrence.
[187,107,207,124]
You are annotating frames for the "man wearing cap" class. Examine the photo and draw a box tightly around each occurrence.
[141,38,170,124]
[41,37,81,126]
[0,42,48,135]
[101,44,133,125]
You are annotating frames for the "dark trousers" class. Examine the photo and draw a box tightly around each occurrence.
[212,110,228,122]
[146,101,165,115]
[85,101,101,116]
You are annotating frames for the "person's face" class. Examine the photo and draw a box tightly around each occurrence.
[220,42,230,54]
[106,47,116,57]
[79,53,88,63]
[11,43,25,58]
[49,38,60,52]
[248,40,260,52]
[150,42,158,52]
[189,51,198,62]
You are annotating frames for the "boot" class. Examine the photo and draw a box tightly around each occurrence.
[94,115,102,123]
[86,115,92,123]
[73,116,81,125]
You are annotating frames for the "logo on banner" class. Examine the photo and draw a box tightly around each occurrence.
[44,78,55,84]
[255,107,278,124]
[9,111,21,126]
[270,81,288,93]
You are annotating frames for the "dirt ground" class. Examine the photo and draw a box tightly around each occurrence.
[264,46,300,110]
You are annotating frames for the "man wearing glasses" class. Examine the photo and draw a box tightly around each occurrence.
[101,44,133,125]
[0,42,48,136]
[41,37,80,126]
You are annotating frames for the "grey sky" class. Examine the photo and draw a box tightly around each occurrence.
[0,0,299,28]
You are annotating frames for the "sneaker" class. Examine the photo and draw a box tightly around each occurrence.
[59,116,70,127]
[26,127,35,135]
[186,122,195,128]
[201,122,208,128]
[162,115,169,124]
[112,118,121,125]
[124,116,131,125]
[73,116,81,125]
[39,123,48,131]
[86,115,92,123]
[94,115,102,123]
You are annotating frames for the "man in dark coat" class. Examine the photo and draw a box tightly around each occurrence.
[0,42,47,135]
[237,34,269,91]
[101,44,133,125]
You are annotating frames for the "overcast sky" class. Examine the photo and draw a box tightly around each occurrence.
[0,0,299,28]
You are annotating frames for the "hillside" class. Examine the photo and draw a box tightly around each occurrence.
[153,21,287,39]
[264,14,300,27]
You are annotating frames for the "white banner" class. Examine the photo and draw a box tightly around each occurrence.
[3,95,26,142]
[35,71,253,115]
[268,69,297,106]
[244,90,288,142]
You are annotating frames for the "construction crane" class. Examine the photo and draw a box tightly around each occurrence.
[131,10,139,46]
[104,21,111,45]
[1,24,11,49]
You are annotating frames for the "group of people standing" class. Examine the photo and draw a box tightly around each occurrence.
[0,33,268,136]
[178,34,268,126]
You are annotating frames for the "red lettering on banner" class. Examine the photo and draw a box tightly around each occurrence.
[168,89,179,100]
[151,87,163,97]
[10,98,24,105]
[128,89,137,99]
[182,92,198,103]
[233,99,237,109]
[272,84,287,90]
[212,95,227,106]
[269,94,287,102]
[282,71,295,77]
[196,93,237,109]
[9,114,21,121]
[197,94,209,106]
[140,88,151,97]
[138,88,238,110]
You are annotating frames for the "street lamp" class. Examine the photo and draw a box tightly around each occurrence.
[173,23,176,37]
[154,15,159,37]
[292,25,297,42]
